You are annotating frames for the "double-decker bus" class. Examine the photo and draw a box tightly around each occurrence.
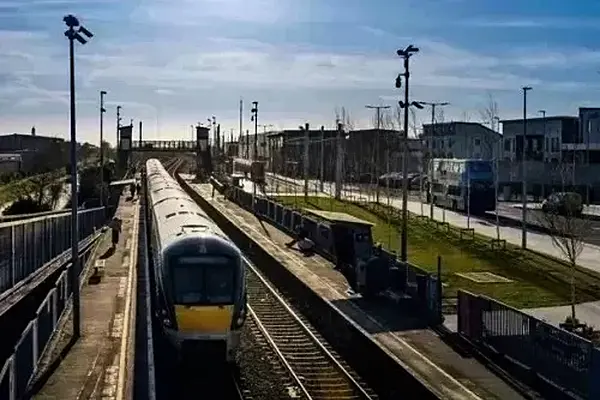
[429,158,496,214]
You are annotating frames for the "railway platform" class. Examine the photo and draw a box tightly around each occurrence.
[33,191,139,400]
[188,181,528,400]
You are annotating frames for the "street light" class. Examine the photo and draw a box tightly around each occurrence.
[396,44,421,262]
[416,101,449,220]
[99,90,107,208]
[521,86,533,249]
[250,101,259,208]
[64,14,93,340]
[116,105,122,148]
[538,110,546,199]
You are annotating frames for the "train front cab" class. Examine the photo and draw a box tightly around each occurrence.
[157,235,246,363]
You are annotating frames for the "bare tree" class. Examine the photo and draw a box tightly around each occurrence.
[335,106,354,131]
[535,168,590,322]
[436,107,445,125]
[461,110,472,122]
[409,108,418,138]
[479,92,500,130]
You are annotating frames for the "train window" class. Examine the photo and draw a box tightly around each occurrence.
[172,256,236,305]
[166,213,176,219]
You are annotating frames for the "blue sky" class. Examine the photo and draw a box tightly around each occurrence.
[2,0,600,144]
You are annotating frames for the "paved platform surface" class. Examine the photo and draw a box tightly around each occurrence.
[191,182,526,400]
[34,193,139,400]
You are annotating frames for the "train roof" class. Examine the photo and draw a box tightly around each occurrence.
[303,208,374,227]
[146,158,233,250]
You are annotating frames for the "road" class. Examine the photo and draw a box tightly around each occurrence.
[490,203,600,246]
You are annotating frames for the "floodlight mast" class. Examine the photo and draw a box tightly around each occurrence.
[396,45,420,262]
[63,14,94,340]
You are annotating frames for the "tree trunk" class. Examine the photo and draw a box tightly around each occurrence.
[571,260,577,321]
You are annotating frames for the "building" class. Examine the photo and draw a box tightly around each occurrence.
[0,133,66,173]
[267,128,424,181]
[500,116,579,163]
[421,122,501,160]
[238,132,271,161]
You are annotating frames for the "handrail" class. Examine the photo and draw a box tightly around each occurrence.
[0,207,107,299]
[0,230,104,399]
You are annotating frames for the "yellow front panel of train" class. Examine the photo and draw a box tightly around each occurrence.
[174,305,233,334]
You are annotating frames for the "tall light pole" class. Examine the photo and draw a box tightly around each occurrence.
[521,86,533,249]
[538,110,546,200]
[251,102,259,161]
[365,105,391,203]
[417,101,449,219]
[116,105,122,148]
[251,102,259,207]
[396,45,422,262]
[99,90,107,207]
[493,116,501,242]
[64,14,93,340]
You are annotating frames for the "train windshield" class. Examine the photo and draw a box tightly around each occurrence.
[172,255,236,305]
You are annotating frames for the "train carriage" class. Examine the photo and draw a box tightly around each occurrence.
[145,158,247,362]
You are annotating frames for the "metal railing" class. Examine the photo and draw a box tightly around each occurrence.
[457,290,600,399]
[0,207,106,297]
[0,209,70,224]
[0,231,102,400]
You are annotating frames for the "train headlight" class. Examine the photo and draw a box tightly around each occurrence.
[163,318,172,327]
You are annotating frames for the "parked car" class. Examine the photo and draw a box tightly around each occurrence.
[541,192,583,217]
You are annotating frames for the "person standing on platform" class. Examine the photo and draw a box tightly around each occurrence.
[110,217,122,249]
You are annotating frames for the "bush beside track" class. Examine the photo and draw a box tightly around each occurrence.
[177,175,440,400]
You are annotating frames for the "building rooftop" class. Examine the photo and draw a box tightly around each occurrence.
[500,116,578,123]
[0,133,64,141]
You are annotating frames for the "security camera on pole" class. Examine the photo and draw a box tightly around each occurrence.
[64,13,94,339]
[396,45,423,262]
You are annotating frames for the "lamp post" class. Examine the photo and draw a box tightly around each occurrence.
[493,116,501,242]
[521,86,532,249]
[538,110,546,200]
[64,14,93,340]
[99,90,106,207]
[251,102,259,208]
[416,101,449,219]
[396,45,422,262]
[116,105,122,148]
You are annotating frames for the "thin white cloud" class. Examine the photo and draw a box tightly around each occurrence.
[462,17,600,29]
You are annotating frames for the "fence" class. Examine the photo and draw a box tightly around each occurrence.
[0,231,101,400]
[0,207,106,297]
[224,184,442,320]
[457,290,600,399]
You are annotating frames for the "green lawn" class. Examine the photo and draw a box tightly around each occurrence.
[276,196,600,310]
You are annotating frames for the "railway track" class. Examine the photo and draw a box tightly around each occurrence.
[245,259,376,400]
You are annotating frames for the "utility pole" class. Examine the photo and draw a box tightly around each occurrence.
[64,13,93,340]
[251,102,258,161]
[116,105,122,149]
[396,45,421,262]
[365,105,391,203]
[417,101,449,219]
[99,90,106,207]
[335,122,344,199]
[320,125,325,192]
[251,102,259,208]
[521,86,533,249]
[301,123,310,199]
[538,110,546,199]
[239,99,244,156]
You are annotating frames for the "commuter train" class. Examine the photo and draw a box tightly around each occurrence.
[232,158,266,183]
[145,158,247,362]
